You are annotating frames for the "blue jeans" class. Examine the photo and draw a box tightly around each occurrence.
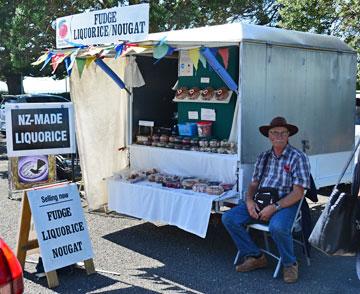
[222,200,298,266]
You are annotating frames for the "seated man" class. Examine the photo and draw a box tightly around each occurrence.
[222,116,310,283]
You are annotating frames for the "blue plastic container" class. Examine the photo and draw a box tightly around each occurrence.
[178,123,198,137]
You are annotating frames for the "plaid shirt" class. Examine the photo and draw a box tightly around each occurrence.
[252,144,311,198]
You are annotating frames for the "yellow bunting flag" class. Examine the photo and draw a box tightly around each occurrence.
[31,52,49,66]
[85,56,96,68]
[138,45,154,49]
[188,48,200,71]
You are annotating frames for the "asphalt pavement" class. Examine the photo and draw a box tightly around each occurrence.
[0,135,359,293]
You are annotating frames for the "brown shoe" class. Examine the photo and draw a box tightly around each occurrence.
[283,262,298,283]
[236,254,267,272]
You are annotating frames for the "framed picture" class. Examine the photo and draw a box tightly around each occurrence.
[10,155,56,190]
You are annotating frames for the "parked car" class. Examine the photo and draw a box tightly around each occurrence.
[0,238,24,294]
[0,93,70,135]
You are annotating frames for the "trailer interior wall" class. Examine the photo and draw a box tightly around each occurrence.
[240,42,357,188]
[132,56,178,139]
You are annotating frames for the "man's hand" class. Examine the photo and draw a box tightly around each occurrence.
[258,204,276,221]
[246,199,259,219]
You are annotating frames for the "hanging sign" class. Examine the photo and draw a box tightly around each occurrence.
[5,103,76,157]
[56,4,149,49]
[27,183,93,273]
[178,51,194,77]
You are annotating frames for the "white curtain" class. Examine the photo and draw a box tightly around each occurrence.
[70,58,129,210]
[124,55,145,88]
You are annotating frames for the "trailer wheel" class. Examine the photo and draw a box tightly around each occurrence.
[351,162,360,196]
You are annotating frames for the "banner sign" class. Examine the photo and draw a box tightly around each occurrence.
[56,4,149,49]
[5,103,76,157]
[27,183,93,272]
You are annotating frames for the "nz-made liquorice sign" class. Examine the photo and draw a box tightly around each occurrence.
[5,103,76,157]
[27,183,93,273]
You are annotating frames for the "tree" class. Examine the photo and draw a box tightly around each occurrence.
[277,0,360,88]
[0,0,102,94]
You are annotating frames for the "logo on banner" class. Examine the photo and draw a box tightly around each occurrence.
[58,19,69,39]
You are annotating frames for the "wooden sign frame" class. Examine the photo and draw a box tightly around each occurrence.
[16,185,95,288]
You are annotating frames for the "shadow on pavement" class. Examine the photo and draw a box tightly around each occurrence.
[23,267,150,294]
[102,211,359,293]
[103,219,278,293]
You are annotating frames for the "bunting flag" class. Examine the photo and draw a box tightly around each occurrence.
[199,54,207,69]
[31,51,49,66]
[210,47,218,56]
[68,48,80,71]
[75,58,86,78]
[114,43,125,59]
[40,52,54,71]
[167,45,175,56]
[218,48,229,69]
[64,57,72,76]
[51,53,66,74]
[188,48,200,71]
[81,46,104,57]
[64,39,87,49]
[157,36,167,46]
[153,43,169,60]
[128,46,148,54]
[200,47,238,94]
[138,45,154,49]
[100,49,112,58]
[85,56,96,68]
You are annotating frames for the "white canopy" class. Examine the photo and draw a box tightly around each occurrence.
[147,22,354,53]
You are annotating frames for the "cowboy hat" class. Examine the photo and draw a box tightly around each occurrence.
[259,116,298,137]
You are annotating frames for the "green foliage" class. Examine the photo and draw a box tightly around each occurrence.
[147,0,280,32]
[277,0,338,34]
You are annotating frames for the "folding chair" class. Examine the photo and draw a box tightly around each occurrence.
[233,196,311,278]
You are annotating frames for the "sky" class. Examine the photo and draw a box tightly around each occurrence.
[0,77,69,94]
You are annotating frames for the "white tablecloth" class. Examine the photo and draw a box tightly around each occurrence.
[129,145,238,183]
[107,178,218,238]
